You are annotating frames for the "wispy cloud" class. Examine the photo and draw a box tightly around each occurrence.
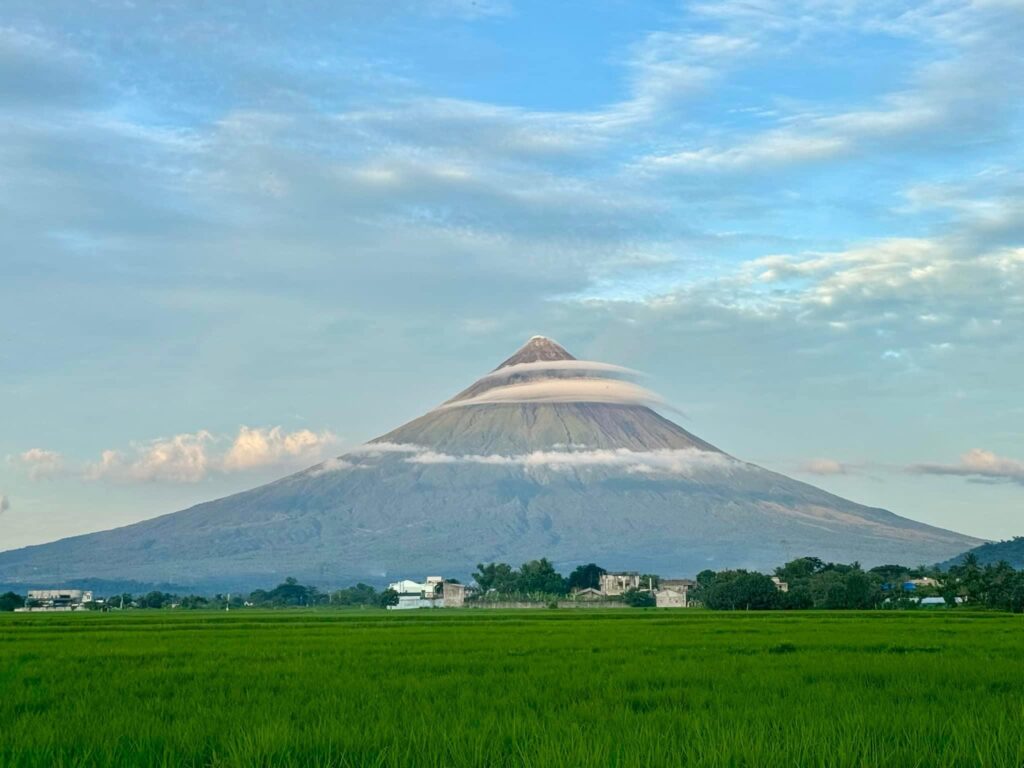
[0,495,9,515]
[910,449,1024,486]
[800,458,849,476]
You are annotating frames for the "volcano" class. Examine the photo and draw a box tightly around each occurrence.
[0,336,981,589]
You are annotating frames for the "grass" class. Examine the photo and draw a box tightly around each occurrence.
[1,609,1023,767]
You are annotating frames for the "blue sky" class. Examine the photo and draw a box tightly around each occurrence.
[2,0,1023,550]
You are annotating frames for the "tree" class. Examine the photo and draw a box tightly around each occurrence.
[1010,572,1024,614]
[473,562,516,593]
[567,563,606,591]
[703,571,780,610]
[622,588,655,607]
[141,591,175,609]
[378,588,399,608]
[843,568,882,609]
[517,559,567,595]
[0,591,24,612]
[981,561,1017,610]
[776,557,825,583]
[332,583,378,606]
[809,570,848,609]
[951,553,984,604]
[780,585,814,610]
[265,577,317,606]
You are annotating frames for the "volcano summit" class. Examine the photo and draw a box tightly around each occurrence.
[0,337,980,588]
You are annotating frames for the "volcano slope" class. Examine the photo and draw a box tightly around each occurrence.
[0,337,981,589]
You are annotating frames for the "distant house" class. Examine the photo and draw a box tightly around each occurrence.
[919,596,963,607]
[17,589,93,612]
[903,577,941,591]
[771,576,789,593]
[387,576,465,610]
[655,578,696,608]
[571,587,605,601]
[599,572,641,596]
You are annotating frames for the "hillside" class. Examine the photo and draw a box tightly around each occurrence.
[942,537,1024,569]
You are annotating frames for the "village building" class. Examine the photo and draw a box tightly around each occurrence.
[771,576,789,593]
[655,578,696,608]
[17,589,94,612]
[387,576,465,610]
[599,572,641,596]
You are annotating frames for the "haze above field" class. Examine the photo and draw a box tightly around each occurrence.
[2,1,1023,550]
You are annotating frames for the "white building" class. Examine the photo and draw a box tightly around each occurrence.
[599,572,641,596]
[655,579,695,608]
[17,589,94,612]
[387,576,465,609]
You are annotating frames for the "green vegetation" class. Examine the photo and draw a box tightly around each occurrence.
[945,536,1024,569]
[472,557,569,600]
[8,553,1023,614]
[566,562,605,591]
[693,555,1024,612]
[2,610,1023,767]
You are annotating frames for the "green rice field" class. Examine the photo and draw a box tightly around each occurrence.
[2,609,1023,767]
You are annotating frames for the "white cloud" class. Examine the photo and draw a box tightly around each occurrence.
[640,1,1024,175]
[440,378,668,410]
[0,495,9,514]
[404,446,735,475]
[477,359,639,382]
[13,448,64,480]
[307,457,356,476]
[800,458,848,476]
[85,431,214,484]
[347,441,428,455]
[221,425,337,471]
[76,425,337,483]
[911,449,1024,486]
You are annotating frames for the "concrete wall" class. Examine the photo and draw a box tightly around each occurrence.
[467,601,630,610]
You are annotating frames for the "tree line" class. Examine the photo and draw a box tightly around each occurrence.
[695,554,1024,612]
[3,552,1022,612]
[0,577,400,611]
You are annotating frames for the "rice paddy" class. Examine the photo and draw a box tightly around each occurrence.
[2,609,1023,767]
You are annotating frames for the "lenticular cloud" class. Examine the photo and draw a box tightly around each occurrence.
[441,378,666,409]
[406,446,734,475]
[476,360,640,382]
